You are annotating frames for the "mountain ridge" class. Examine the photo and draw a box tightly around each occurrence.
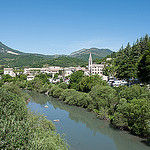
[70,47,113,61]
[0,41,113,67]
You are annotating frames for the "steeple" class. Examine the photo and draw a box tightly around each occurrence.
[88,52,92,73]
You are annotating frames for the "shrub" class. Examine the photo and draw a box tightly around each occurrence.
[77,93,92,108]
[112,98,150,136]
[89,85,117,110]
[49,85,59,96]
[59,89,77,101]
[118,84,148,102]
[64,91,80,105]
[53,87,64,98]
[59,82,68,89]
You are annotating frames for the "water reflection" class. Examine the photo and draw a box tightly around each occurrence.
[28,91,149,150]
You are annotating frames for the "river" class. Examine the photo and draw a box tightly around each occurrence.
[27,91,149,150]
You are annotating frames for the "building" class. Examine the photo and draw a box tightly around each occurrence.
[27,75,35,81]
[63,67,73,77]
[48,66,63,77]
[24,68,41,76]
[24,66,63,78]
[88,52,105,76]
[4,68,16,77]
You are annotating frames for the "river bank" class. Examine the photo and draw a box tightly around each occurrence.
[27,91,150,150]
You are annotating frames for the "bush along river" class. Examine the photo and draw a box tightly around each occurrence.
[27,91,150,150]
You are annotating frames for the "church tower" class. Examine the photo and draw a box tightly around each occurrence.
[88,52,92,73]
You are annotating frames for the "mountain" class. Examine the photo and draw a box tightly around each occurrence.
[0,42,86,68]
[0,42,64,58]
[69,48,113,61]
[0,42,25,55]
[0,42,113,68]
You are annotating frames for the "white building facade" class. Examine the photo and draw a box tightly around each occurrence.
[88,52,105,76]
[4,68,16,77]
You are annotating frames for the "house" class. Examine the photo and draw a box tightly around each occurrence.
[24,68,41,76]
[27,75,35,81]
[48,66,63,77]
[4,68,16,77]
[63,67,73,77]
[106,58,112,61]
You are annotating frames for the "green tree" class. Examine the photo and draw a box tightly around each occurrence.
[118,85,147,102]
[2,74,13,82]
[138,49,150,83]
[79,74,107,92]
[69,70,84,90]
[112,98,150,136]
[89,85,117,111]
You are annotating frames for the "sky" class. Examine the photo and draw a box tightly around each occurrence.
[0,0,150,55]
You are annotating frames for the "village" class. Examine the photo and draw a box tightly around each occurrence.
[3,53,109,83]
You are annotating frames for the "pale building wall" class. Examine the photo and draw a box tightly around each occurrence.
[4,68,16,77]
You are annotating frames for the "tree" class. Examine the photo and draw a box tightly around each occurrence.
[79,74,107,92]
[69,70,84,90]
[112,98,150,136]
[138,48,150,83]
[53,73,59,80]
[2,74,13,82]
[89,85,117,111]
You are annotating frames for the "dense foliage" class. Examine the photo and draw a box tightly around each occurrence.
[32,57,87,68]
[0,53,87,68]
[138,48,150,83]
[0,83,68,149]
[79,74,107,92]
[69,70,84,90]
[96,35,150,83]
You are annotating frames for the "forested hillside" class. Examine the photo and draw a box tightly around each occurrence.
[70,48,113,61]
[30,57,87,68]
[96,34,150,83]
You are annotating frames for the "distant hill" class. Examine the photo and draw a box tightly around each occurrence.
[0,42,64,58]
[0,42,86,68]
[0,42,113,68]
[69,48,113,61]
[0,42,25,55]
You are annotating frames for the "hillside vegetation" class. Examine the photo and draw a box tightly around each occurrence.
[0,42,87,67]
[0,42,91,68]
[70,48,113,61]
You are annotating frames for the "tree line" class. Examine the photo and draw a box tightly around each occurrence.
[95,34,150,83]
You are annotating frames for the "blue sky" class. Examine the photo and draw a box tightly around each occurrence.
[0,0,150,55]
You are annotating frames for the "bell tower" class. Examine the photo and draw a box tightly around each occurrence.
[88,52,92,73]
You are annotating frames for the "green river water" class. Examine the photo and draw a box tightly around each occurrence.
[27,91,149,150]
